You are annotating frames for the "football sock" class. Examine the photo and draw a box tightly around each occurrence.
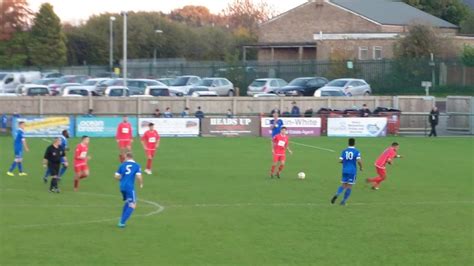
[120,203,135,224]
[278,165,284,173]
[79,174,87,180]
[270,165,276,174]
[59,166,67,177]
[18,162,23,172]
[8,161,17,172]
[373,177,384,184]
[342,188,352,202]
[50,178,58,190]
[44,168,51,178]
[146,159,152,170]
[74,179,79,189]
[335,186,344,196]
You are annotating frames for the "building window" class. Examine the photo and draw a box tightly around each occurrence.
[358,46,369,60]
[373,46,383,60]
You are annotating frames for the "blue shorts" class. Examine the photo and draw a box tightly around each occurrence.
[14,149,23,159]
[60,157,66,164]
[121,190,136,203]
[341,173,356,184]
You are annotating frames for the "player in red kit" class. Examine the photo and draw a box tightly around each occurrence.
[141,123,160,175]
[366,142,402,190]
[74,136,91,191]
[116,115,133,162]
[270,127,292,178]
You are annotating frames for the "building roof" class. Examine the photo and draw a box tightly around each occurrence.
[331,0,458,28]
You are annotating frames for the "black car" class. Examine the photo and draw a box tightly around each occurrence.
[271,77,328,96]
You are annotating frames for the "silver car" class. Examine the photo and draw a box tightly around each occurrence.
[320,79,371,96]
[192,77,234,96]
[247,78,287,96]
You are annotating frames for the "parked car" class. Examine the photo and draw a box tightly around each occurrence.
[48,75,89,95]
[127,79,164,95]
[271,77,328,96]
[321,79,371,96]
[31,78,57,86]
[192,77,234,96]
[191,91,218,97]
[0,72,40,93]
[169,75,201,94]
[42,72,63,79]
[313,88,347,97]
[157,78,175,86]
[95,78,124,95]
[19,84,50,96]
[104,86,130,97]
[131,86,183,97]
[94,72,118,78]
[252,93,280,98]
[81,78,110,95]
[247,78,287,96]
[61,86,91,97]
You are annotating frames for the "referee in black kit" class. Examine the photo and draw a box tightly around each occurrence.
[43,138,65,193]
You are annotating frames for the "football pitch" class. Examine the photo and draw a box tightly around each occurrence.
[0,136,472,265]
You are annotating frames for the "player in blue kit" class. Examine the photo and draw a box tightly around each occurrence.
[42,130,70,183]
[331,138,363,206]
[114,152,144,228]
[7,121,29,176]
[270,112,283,137]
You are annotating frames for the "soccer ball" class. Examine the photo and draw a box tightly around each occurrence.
[297,172,306,180]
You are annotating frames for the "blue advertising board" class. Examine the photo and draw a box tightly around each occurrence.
[76,117,138,137]
[12,116,75,137]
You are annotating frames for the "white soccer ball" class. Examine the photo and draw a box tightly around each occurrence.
[297,172,306,180]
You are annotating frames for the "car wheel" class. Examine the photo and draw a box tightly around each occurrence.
[228,90,234,97]
[296,91,304,97]
[346,92,352,97]
[364,91,370,96]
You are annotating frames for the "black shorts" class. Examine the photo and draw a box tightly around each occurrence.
[48,163,61,176]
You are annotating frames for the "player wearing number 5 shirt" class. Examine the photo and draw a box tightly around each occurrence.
[116,116,133,163]
[141,123,160,175]
[270,127,292,178]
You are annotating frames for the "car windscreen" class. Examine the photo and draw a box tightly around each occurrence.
[82,80,98,86]
[250,80,266,87]
[321,90,345,96]
[170,77,189,86]
[288,78,310,86]
[150,89,169,96]
[197,79,214,86]
[70,90,88,96]
[0,74,6,80]
[326,80,348,87]
[28,88,48,95]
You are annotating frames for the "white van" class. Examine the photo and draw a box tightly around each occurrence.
[0,71,42,93]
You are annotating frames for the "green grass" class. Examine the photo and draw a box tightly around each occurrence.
[0,136,473,265]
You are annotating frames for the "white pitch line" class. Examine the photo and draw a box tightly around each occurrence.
[290,141,336,153]
[41,138,51,143]
[1,190,165,229]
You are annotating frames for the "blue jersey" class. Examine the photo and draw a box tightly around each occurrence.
[59,135,68,151]
[14,129,25,151]
[340,147,361,175]
[116,160,142,192]
[1,115,7,128]
[271,119,284,137]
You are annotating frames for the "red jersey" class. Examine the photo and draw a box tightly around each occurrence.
[74,143,89,166]
[116,122,133,141]
[273,134,289,155]
[375,147,397,168]
[141,130,160,150]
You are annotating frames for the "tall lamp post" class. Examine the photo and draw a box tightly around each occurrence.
[109,16,116,72]
[153,29,163,66]
[121,11,127,87]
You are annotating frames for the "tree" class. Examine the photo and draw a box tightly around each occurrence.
[461,45,474,67]
[223,0,275,33]
[169,6,218,27]
[0,0,32,40]
[403,0,469,25]
[0,31,31,67]
[460,10,474,34]
[394,24,441,59]
[29,3,67,66]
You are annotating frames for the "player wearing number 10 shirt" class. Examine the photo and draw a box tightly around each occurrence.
[141,123,160,175]
[331,138,362,206]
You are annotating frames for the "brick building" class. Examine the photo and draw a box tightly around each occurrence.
[249,0,473,62]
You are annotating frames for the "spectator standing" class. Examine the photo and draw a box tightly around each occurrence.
[226,109,233,118]
[428,106,439,137]
[195,106,205,119]
[163,107,173,118]
[270,107,280,117]
[181,107,190,118]
[153,108,161,118]
[85,109,94,117]
[291,101,300,117]
[359,104,371,117]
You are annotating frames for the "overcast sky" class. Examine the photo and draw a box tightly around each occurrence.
[28,0,308,24]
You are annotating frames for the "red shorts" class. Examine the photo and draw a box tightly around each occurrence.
[74,164,89,174]
[376,166,386,178]
[146,149,156,158]
[118,140,132,149]
[273,154,286,163]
